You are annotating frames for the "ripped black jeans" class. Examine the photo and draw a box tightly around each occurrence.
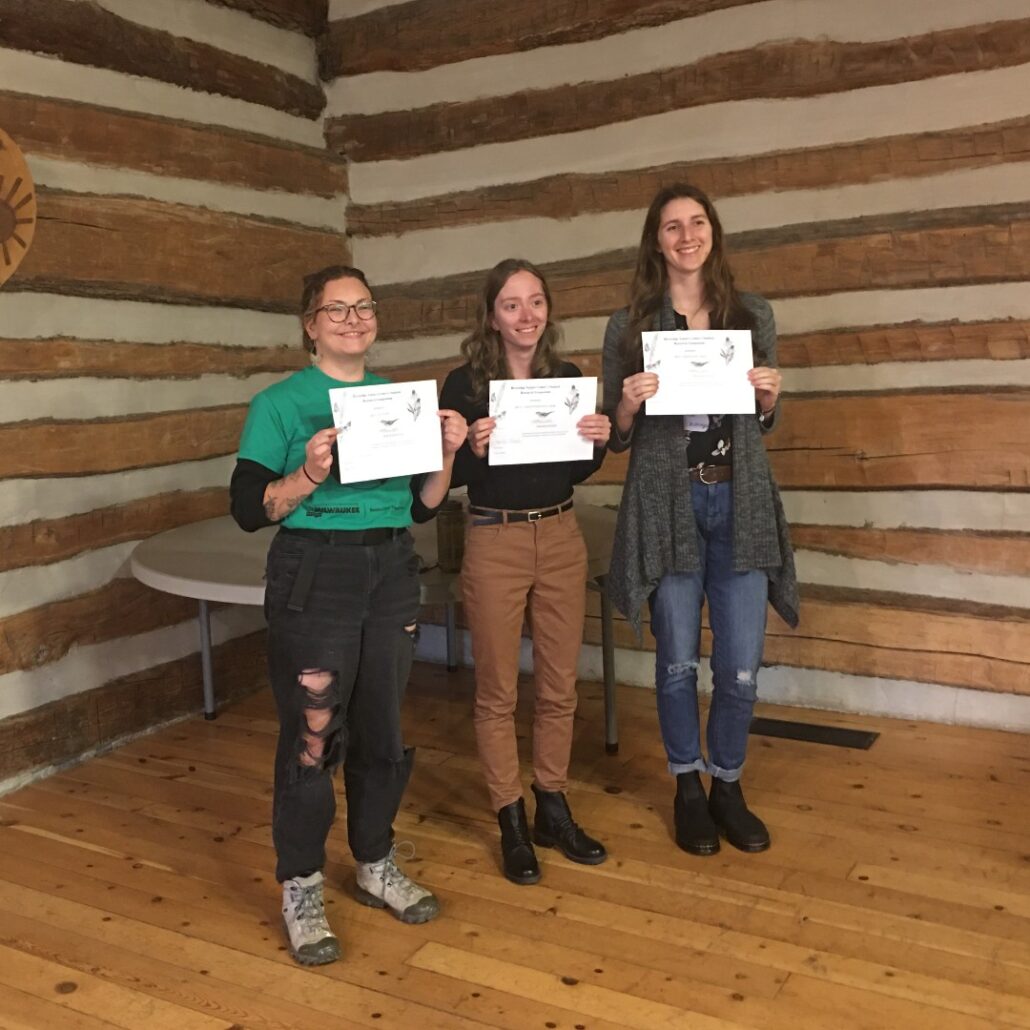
[263,528,420,882]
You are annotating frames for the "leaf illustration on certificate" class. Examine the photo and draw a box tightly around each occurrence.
[643,336,660,371]
[407,389,421,421]
[720,338,735,365]
[564,383,580,414]
[489,382,507,421]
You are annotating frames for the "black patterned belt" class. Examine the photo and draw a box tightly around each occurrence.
[280,526,406,545]
[468,498,574,525]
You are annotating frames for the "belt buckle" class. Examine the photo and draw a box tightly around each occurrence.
[698,464,717,485]
[527,509,542,521]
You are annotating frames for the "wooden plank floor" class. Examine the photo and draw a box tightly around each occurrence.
[1,664,1029,1029]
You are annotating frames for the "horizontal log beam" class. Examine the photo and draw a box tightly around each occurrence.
[790,525,1030,578]
[0,338,306,380]
[0,91,347,198]
[373,319,1029,390]
[583,583,1030,692]
[326,20,1030,161]
[426,584,1030,695]
[208,0,326,37]
[346,116,1030,236]
[17,190,348,312]
[373,207,1030,338]
[0,488,229,575]
[0,579,199,676]
[320,0,751,78]
[778,320,1030,367]
[0,630,266,781]
[0,0,324,119]
[589,390,1030,490]
[581,616,1030,696]
[0,406,246,479]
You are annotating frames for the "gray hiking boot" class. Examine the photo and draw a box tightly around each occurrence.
[281,871,341,966]
[354,845,440,924]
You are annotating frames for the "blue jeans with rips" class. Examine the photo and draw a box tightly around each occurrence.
[647,480,768,782]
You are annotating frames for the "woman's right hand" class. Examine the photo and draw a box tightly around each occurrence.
[303,427,339,484]
[618,372,660,418]
[468,416,496,459]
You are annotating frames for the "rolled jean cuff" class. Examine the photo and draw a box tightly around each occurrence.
[706,760,744,783]
[667,758,708,776]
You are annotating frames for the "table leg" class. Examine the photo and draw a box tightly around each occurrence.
[598,575,618,755]
[445,600,458,671]
[198,599,216,720]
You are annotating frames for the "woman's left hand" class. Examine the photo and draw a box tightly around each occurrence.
[439,408,468,456]
[748,366,782,414]
[577,413,611,445]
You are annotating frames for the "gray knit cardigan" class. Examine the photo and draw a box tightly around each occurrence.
[602,292,799,635]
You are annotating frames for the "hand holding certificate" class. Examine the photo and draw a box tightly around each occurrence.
[487,376,597,466]
[329,379,442,484]
[642,330,754,415]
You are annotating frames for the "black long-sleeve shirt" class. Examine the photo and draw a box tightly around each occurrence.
[439,360,605,510]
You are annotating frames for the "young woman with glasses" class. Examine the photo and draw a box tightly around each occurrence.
[230,265,467,965]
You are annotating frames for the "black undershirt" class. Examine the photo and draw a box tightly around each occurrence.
[674,310,733,468]
[439,360,605,509]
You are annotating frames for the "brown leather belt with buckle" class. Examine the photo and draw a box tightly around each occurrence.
[688,463,732,485]
[468,498,574,525]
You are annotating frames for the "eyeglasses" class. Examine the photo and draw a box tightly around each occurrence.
[308,300,378,322]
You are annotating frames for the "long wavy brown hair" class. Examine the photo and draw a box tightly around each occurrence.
[620,184,757,376]
[460,258,563,405]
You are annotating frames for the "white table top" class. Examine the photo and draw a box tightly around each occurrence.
[131,505,616,607]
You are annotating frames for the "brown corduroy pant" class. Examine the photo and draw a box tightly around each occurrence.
[461,508,588,812]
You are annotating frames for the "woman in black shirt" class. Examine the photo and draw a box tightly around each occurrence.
[440,258,610,885]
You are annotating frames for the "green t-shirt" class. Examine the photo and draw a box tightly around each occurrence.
[238,364,414,530]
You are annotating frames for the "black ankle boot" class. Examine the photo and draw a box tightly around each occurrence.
[708,778,770,852]
[673,771,720,856]
[497,798,541,885]
[531,784,607,865]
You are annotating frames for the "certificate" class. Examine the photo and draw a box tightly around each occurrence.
[642,330,754,415]
[328,379,442,484]
[488,376,596,466]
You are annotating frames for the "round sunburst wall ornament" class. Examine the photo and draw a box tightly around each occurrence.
[0,127,37,287]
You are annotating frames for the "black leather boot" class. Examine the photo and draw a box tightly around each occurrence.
[708,777,770,852]
[497,798,541,885]
[531,784,607,865]
[673,771,720,856]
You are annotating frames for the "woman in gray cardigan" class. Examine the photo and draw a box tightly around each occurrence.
[602,184,798,856]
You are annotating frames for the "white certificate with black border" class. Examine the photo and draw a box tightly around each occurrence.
[642,330,754,415]
[329,380,442,484]
[488,376,596,466]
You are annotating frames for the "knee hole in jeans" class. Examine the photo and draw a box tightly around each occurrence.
[726,667,759,701]
[297,668,340,769]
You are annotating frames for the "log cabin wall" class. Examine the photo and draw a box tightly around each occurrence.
[0,0,345,788]
[325,0,1030,729]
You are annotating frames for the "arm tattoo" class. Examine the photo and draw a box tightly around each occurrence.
[264,478,307,522]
